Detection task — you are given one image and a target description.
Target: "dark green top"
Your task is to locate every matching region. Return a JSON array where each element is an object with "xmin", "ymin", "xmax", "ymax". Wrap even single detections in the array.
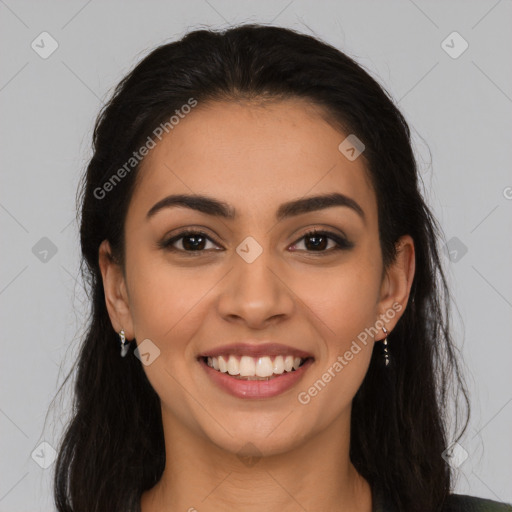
[
  {"xmin": 135, "ymin": 487, "xmax": 512, "ymax": 511},
  {"xmin": 372, "ymin": 485, "xmax": 512, "ymax": 511}
]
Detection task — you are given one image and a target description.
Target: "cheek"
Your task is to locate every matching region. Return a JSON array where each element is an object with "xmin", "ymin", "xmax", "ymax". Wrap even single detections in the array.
[
  {"xmin": 295, "ymin": 268, "xmax": 378, "ymax": 414},
  {"xmin": 294, "ymin": 259, "xmax": 381, "ymax": 338},
  {"xmin": 290, "ymin": 255, "xmax": 380, "ymax": 404},
  {"xmin": 125, "ymin": 251, "xmax": 206, "ymax": 343},
  {"xmin": 127, "ymin": 247, "xmax": 381, "ymax": 346}
]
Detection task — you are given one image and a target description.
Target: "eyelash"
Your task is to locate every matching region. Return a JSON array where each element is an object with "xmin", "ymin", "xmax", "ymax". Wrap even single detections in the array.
[{"xmin": 158, "ymin": 228, "xmax": 354, "ymax": 255}]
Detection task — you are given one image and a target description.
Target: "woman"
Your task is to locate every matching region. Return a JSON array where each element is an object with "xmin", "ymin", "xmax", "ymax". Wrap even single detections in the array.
[{"xmin": 51, "ymin": 24, "xmax": 511, "ymax": 511}]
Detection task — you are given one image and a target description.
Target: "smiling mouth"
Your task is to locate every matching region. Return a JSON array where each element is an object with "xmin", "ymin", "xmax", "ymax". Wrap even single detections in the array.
[{"xmin": 199, "ymin": 354, "xmax": 313, "ymax": 380}]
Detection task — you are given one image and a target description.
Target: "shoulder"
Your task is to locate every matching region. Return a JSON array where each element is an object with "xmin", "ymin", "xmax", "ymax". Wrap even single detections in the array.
[{"xmin": 443, "ymin": 494, "xmax": 512, "ymax": 512}]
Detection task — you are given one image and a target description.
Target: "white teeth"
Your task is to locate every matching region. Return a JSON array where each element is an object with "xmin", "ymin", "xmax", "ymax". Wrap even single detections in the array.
[
  {"xmin": 206, "ymin": 354, "xmax": 307, "ymax": 377},
  {"xmin": 255, "ymin": 356, "xmax": 274, "ymax": 377},
  {"xmin": 273, "ymin": 355, "xmax": 284, "ymax": 374},
  {"xmin": 227, "ymin": 355, "xmax": 239, "ymax": 375},
  {"xmin": 283, "ymin": 355, "xmax": 293, "ymax": 372},
  {"xmin": 218, "ymin": 355, "xmax": 228, "ymax": 373},
  {"xmin": 239, "ymin": 356, "xmax": 255, "ymax": 377}
]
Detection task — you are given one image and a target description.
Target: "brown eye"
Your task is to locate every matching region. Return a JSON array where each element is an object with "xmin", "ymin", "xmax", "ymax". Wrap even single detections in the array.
[
  {"xmin": 159, "ymin": 230, "xmax": 220, "ymax": 253},
  {"xmin": 158, "ymin": 228, "xmax": 353, "ymax": 256},
  {"xmin": 290, "ymin": 230, "xmax": 353, "ymax": 253}
]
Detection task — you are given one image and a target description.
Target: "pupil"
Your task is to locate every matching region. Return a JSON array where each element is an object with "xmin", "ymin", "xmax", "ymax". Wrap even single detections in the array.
[
  {"xmin": 183, "ymin": 234, "xmax": 205, "ymax": 250},
  {"xmin": 306, "ymin": 234, "xmax": 327, "ymax": 251}
]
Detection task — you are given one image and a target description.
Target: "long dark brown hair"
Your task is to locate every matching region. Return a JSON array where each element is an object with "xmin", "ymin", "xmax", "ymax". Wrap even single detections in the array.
[{"xmin": 50, "ymin": 23, "xmax": 470, "ymax": 512}]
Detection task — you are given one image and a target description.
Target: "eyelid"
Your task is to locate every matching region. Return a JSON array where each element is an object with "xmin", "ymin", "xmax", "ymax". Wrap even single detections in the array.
[
  {"xmin": 159, "ymin": 228, "xmax": 221, "ymax": 253},
  {"xmin": 159, "ymin": 226, "xmax": 354, "ymax": 253}
]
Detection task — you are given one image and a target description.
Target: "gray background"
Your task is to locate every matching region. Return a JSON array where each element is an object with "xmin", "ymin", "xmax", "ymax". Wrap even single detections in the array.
[{"xmin": 1, "ymin": 0, "xmax": 511, "ymax": 510}]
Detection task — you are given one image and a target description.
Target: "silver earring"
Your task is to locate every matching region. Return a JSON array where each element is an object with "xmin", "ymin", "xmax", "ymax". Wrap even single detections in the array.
[
  {"xmin": 119, "ymin": 329, "xmax": 129, "ymax": 357},
  {"xmin": 381, "ymin": 327, "xmax": 390, "ymax": 367}
]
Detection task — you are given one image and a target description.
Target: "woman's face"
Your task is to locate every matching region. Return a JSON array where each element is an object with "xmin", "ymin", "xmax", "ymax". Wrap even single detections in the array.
[{"xmin": 100, "ymin": 98, "xmax": 414, "ymax": 457}]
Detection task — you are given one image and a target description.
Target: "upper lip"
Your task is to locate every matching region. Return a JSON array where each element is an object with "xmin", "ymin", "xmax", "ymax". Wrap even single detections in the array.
[{"xmin": 198, "ymin": 342, "xmax": 314, "ymax": 360}]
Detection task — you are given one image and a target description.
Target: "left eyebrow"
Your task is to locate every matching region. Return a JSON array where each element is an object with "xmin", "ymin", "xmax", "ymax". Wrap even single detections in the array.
[{"xmin": 146, "ymin": 192, "xmax": 366, "ymax": 224}]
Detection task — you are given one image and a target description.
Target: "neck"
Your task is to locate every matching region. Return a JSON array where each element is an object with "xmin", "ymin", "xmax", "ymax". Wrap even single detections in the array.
[{"xmin": 141, "ymin": 406, "xmax": 372, "ymax": 512}]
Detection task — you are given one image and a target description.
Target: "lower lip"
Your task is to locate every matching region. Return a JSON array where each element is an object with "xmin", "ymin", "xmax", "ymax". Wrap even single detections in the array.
[{"xmin": 199, "ymin": 357, "xmax": 314, "ymax": 399}]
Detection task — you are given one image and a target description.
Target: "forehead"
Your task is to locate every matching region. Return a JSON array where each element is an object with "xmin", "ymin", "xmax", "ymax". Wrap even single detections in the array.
[{"xmin": 128, "ymin": 98, "xmax": 377, "ymax": 225}]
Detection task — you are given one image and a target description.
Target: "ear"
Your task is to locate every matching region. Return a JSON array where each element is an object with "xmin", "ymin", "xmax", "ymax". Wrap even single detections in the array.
[
  {"xmin": 98, "ymin": 239, "xmax": 135, "ymax": 340},
  {"xmin": 375, "ymin": 234, "xmax": 415, "ymax": 341}
]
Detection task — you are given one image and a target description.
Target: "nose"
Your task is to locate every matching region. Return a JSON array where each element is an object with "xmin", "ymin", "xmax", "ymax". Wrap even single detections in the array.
[{"xmin": 216, "ymin": 242, "xmax": 295, "ymax": 329}]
